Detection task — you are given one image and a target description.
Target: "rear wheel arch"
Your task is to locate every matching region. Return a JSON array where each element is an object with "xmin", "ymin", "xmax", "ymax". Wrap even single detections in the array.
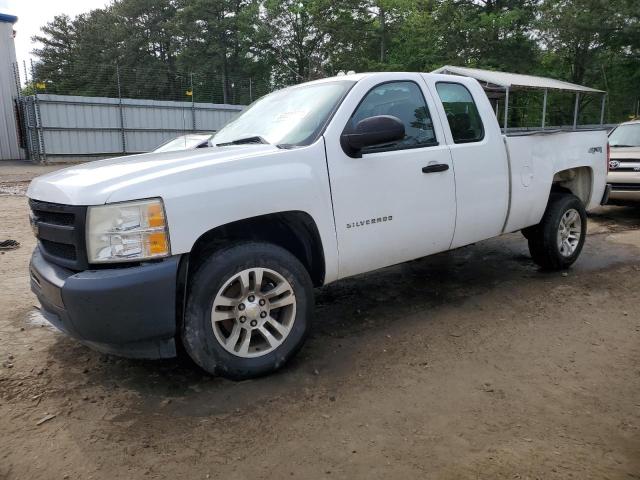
[
  {"xmin": 551, "ymin": 166, "xmax": 593, "ymax": 206},
  {"xmin": 522, "ymin": 170, "xmax": 591, "ymax": 243}
]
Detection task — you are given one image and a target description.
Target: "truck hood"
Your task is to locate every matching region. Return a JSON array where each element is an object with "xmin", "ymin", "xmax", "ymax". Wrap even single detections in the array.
[{"xmin": 27, "ymin": 145, "xmax": 279, "ymax": 205}]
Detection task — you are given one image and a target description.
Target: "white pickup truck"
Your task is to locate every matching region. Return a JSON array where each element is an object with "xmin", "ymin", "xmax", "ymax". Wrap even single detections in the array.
[{"xmin": 28, "ymin": 72, "xmax": 609, "ymax": 379}]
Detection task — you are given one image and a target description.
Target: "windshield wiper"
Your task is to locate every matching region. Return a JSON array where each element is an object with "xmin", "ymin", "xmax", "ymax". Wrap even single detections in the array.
[{"xmin": 216, "ymin": 136, "xmax": 270, "ymax": 147}]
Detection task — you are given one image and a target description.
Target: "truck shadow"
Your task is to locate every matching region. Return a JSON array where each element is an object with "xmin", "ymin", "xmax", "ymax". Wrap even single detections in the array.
[
  {"xmin": 588, "ymin": 205, "xmax": 640, "ymax": 233},
  {"xmin": 47, "ymin": 229, "xmax": 640, "ymax": 419}
]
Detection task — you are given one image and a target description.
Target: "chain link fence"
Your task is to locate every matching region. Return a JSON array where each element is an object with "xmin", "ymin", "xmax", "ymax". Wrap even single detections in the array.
[
  {"xmin": 13, "ymin": 61, "xmax": 276, "ymax": 163},
  {"xmin": 21, "ymin": 60, "xmax": 276, "ymax": 105}
]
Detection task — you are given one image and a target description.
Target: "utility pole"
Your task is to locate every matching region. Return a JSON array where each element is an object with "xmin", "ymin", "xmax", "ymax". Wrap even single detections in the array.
[{"xmin": 379, "ymin": 7, "xmax": 386, "ymax": 63}]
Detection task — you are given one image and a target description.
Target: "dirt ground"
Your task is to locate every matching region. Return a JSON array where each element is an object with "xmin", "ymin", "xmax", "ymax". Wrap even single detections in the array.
[{"xmin": 0, "ymin": 163, "xmax": 639, "ymax": 480}]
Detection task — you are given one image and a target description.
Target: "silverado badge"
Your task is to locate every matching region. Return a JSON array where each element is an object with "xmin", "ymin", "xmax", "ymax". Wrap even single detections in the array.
[{"xmin": 347, "ymin": 216, "xmax": 393, "ymax": 229}]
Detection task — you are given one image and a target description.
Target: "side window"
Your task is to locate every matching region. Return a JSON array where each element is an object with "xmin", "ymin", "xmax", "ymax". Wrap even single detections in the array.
[
  {"xmin": 435, "ymin": 82, "xmax": 484, "ymax": 143},
  {"xmin": 349, "ymin": 81, "xmax": 437, "ymax": 152}
]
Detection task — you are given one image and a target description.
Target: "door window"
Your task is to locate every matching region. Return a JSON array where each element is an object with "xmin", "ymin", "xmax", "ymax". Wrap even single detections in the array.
[
  {"xmin": 436, "ymin": 82, "xmax": 484, "ymax": 143},
  {"xmin": 348, "ymin": 81, "xmax": 437, "ymax": 153}
]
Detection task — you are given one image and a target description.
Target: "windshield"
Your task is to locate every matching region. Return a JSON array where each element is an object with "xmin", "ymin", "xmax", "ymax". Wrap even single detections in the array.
[
  {"xmin": 154, "ymin": 134, "xmax": 212, "ymax": 152},
  {"xmin": 609, "ymin": 123, "xmax": 640, "ymax": 147},
  {"xmin": 212, "ymin": 80, "xmax": 354, "ymax": 147}
]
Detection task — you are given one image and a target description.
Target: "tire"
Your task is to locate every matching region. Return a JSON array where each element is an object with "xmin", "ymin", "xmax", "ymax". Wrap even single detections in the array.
[
  {"xmin": 182, "ymin": 242, "xmax": 313, "ymax": 380},
  {"xmin": 527, "ymin": 193, "xmax": 587, "ymax": 270}
]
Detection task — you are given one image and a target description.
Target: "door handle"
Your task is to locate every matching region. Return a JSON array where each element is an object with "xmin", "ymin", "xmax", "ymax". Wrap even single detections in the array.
[{"xmin": 422, "ymin": 163, "xmax": 449, "ymax": 173}]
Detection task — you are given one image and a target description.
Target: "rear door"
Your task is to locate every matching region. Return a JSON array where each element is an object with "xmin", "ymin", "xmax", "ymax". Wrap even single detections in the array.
[
  {"xmin": 423, "ymin": 75, "xmax": 510, "ymax": 248},
  {"xmin": 323, "ymin": 73, "xmax": 457, "ymax": 279}
]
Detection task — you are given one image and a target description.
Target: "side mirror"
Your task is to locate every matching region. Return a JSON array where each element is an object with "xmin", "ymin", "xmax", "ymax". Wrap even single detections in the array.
[{"xmin": 340, "ymin": 115, "xmax": 405, "ymax": 157}]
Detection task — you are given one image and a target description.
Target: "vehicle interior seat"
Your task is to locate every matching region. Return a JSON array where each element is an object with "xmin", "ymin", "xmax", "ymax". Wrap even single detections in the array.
[{"xmin": 449, "ymin": 112, "xmax": 475, "ymax": 141}]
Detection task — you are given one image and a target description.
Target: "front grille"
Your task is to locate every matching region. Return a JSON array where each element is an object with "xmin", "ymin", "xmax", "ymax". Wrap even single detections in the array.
[
  {"xmin": 34, "ymin": 210, "xmax": 75, "ymax": 226},
  {"xmin": 611, "ymin": 159, "xmax": 640, "ymax": 172},
  {"xmin": 29, "ymin": 199, "xmax": 88, "ymax": 270},
  {"xmin": 40, "ymin": 239, "xmax": 77, "ymax": 260}
]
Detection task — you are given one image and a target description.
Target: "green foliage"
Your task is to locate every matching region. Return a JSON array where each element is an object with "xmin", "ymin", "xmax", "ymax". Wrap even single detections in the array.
[{"xmin": 29, "ymin": 0, "xmax": 639, "ymax": 122}]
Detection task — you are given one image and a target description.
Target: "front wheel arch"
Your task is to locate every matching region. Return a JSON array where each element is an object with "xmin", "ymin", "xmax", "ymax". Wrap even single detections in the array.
[{"xmin": 188, "ymin": 211, "xmax": 326, "ymax": 287}]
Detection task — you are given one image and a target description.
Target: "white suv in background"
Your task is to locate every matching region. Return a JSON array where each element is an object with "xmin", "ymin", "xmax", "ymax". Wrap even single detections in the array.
[
  {"xmin": 608, "ymin": 120, "xmax": 640, "ymax": 203},
  {"xmin": 153, "ymin": 133, "xmax": 215, "ymax": 152}
]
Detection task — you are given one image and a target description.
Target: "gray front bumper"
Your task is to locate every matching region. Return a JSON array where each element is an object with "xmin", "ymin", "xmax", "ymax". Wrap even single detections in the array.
[{"xmin": 30, "ymin": 247, "xmax": 180, "ymax": 359}]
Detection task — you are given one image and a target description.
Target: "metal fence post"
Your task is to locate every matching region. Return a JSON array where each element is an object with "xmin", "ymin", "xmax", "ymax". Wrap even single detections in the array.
[
  {"xmin": 600, "ymin": 94, "xmax": 606, "ymax": 125},
  {"xmin": 222, "ymin": 74, "xmax": 228, "ymax": 104},
  {"xmin": 30, "ymin": 59, "xmax": 47, "ymax": 163},
  {"xmin": 25, "ymin": 98, "xmax": 38, "ymax": 162},
  {"xmin": 116, "ymin": 64, "xmax": 126, "ymax": 154},
  {"xmin": 12, "ymin": 62, "xmax": 26, "ymax": 159},
  {"xmin": 573, "ymin": 92, "xmax": 580, "ymax": 130},
  {"xmin": 22, "ymin": 60, "xmax": 28, "ymax": 91},
  {"xmin": 541, "ymin": 88, "xmax": 547, "ymax": 129},
  {"xmin": 503, "ymin": 87, "xmax": 509, "ymax": 134},
  {"xmin": 12, "ymin": 62, "xmax": 20, "ymax": 100},
  {"xmin": 21, "ymin": 60, "xmax": 35, "ymax": 162},
  {"xmin": 191, "ymin": 72, "xmax": 196, "ymax": 131}
]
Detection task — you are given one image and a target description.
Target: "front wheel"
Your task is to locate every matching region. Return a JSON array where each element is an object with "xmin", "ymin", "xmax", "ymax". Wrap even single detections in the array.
[
  {"xmin": 527, "ymin": 193, "xmax": 587, "ymax": 270},
  {"xmin": 182, "ymin": 242, "xmax": 313, "ymax": 379}
]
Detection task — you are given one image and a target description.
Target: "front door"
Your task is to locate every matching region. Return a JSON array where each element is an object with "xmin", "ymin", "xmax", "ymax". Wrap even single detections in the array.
[{"xmin": 323, "ymin": 75, "xmax": 457, "ymax": 279}]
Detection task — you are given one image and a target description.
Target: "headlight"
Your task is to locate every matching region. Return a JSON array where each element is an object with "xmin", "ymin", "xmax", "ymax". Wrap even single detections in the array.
[{"xmin": 86, "ymin": 198, "xmax": 170, "ymax": 263}]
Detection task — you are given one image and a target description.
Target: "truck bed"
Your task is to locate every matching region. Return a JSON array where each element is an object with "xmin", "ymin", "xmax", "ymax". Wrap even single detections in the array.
[{"xmin": 502, "ymin": 129, "xmax": 609, "ymax": 234}]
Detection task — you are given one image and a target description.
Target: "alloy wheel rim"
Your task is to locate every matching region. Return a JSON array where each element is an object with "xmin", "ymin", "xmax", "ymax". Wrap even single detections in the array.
[
  {"xmin": 557, "ymin": 208, "xmax": 582, "ymax": 257},
  {"xmin": 211, "ymin": 267, "xmax": 296, "ymax": 358}
]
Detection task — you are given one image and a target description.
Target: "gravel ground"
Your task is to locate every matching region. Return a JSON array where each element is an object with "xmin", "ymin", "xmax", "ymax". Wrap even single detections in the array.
[{"xmin": 0, "ymin": 163, "xmax": 639, "ymax": 479}]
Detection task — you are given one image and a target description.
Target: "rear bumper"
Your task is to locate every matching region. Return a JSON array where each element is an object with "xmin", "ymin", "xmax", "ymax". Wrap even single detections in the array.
[{"xmin": 30, "ymin": 247, "xmax": 180, "ymax": 358}]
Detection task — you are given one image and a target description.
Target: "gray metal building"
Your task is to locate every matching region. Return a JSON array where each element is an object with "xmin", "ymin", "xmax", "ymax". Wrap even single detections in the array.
[{"xmin": 0, "ymin": 13, "xmax": 23, "ymax": 160}]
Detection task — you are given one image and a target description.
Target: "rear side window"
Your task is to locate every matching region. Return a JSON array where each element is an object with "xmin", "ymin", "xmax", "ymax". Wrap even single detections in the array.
[{"xmin": 436, "ymin": 83, "xmax": 484, "ymax": 144}]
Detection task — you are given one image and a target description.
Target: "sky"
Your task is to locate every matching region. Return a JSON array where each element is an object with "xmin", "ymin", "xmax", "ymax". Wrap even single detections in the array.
[{"xmin": 0, "ymin": 0, "xmax": 108, "ymax": 71}]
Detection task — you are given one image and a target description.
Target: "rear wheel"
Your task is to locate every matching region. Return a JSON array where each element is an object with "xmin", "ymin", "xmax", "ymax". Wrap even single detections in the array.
[
  {"xmin": 182, "ymin": 242, "xmax": 313, "ymax": 379},
  {"xmin": 527, "ymin": 193, "xmax": 587, "ymax": 270}
]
